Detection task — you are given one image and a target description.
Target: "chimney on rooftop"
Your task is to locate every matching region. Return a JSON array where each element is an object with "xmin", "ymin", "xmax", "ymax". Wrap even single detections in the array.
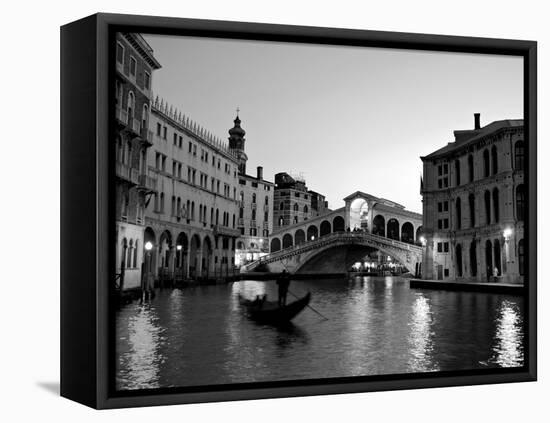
[
  {"xmin": 257, "ymin": 166, "xmax": 263, "ymax": 180},
  {"xmin": 474, "ymin": 113, "xmax": 481, "ymax": 130}
]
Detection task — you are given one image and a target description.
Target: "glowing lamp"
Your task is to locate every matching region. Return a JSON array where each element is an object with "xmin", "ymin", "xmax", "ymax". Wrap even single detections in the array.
[{"xmin": 145, "ymin": 241, "xmax": 153, "ymax": 251}]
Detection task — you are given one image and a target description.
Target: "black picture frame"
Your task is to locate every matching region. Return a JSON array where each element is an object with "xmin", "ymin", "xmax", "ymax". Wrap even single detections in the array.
[{"xmin": 61, "ymin": 12, "xmax": 537, "ymax": 409}]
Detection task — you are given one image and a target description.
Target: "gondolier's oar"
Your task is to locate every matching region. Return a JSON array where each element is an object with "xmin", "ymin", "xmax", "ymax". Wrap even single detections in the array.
[{"xmin": 288, "ymin": 289, "xmax": 329, "ymax": 321}]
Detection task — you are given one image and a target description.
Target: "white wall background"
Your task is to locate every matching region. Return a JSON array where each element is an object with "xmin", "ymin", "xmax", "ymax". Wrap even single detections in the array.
[{"xmin": 1, "ymin": 0, "xmax": 546, "ymax": 421}]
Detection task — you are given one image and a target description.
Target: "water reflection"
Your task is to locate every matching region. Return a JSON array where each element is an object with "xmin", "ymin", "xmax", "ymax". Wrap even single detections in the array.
[
  {"xmin": 489, "ymin": 300, "xmax": 524, "ymax": 367},
  {"xmin": 116, "ymin": 304, "xmax": 165, "ymax": 390},
  {"xmin": 116, "ymin": 277, "xmax": 524, "ymax": 390},
  {"xmin": 407, "ymin": 294, "xmax": 438, "ymax": 372}
]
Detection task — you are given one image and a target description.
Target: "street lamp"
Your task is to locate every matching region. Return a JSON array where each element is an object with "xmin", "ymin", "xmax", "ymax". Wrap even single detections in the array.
[
  {"xmin": 420, "ymin": 236, "xmax": 427, "ymax": 247},
  {"xmin": 503, "ymin": 228, "xmax": 513, "ymax": 240},
  {"xmin": 143, "ymin": 241, "xmax": 154, "ymax": 301},
  {"xmin": 176, "ymin": 244, "xmax": 182, "ymax": 251}
]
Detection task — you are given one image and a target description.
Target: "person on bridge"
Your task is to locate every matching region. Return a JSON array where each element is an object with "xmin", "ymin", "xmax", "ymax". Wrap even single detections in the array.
[{"xmin": 276, "ymin": 269, "xmax": 291, "ymax": 307}]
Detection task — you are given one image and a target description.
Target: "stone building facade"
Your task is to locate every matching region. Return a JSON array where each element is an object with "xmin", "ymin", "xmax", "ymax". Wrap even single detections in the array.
[
  {"xmin": 272, "ymin": 173, "xmax": 330, "ymax": 231},
  {"xmin": 144, "ymin": 101, "xmax": 242, "ymax": 282},
  {"xmin": 420, "ymin": 114, "xmax": 525, "ymax": 283},
  {"xmin": 114, "ymin": 33, "xmax": 161, "ymax": 290},
  {"xmin": 225, "ymin": 116, "xmax": 276, "ymax": 266}
]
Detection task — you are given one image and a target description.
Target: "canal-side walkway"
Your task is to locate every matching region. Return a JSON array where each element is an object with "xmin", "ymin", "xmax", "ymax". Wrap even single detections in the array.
[{"xmin": 409, "ymin": 279, "xmax": 525, "ymax": 295}]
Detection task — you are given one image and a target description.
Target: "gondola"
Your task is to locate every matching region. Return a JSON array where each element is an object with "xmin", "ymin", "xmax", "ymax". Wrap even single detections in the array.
[{"xmin": 238, "ymin": 292, "xmax": 311, "ymax": 324}]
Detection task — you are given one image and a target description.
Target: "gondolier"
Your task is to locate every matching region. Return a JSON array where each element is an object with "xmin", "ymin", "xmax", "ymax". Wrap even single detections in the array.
[{"xmin": 276, "ymin": 269, "xmax": 291, "ymax": 306}]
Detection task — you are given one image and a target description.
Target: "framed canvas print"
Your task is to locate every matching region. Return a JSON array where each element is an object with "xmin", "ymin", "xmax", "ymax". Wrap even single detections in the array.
[{"xmin": 60, "ymin": 13, "xmax": 537, "ymax": 409}]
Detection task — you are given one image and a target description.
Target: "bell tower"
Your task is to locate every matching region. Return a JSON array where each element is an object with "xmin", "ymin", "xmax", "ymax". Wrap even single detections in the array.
[{"xmin": 228, "ymin": 110, "xmax": 248, "ymax": 175}]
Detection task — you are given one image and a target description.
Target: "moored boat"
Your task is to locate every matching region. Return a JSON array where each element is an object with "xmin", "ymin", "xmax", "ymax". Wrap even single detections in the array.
[{"xmin": 238, "ymin": 292, "xmax": 311, "ymax": 324}]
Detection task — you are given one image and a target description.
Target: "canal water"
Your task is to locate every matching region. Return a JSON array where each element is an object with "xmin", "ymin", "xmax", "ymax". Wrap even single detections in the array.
[{"xmin": 115, "ymin": 277, "xmax": 524, "ymax": 391}]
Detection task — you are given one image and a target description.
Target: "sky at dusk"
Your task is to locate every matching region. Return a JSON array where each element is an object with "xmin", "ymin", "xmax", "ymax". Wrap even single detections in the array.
[{"xmin": 143, "ymin": 34, "xmax": 523, "ymax": 213}]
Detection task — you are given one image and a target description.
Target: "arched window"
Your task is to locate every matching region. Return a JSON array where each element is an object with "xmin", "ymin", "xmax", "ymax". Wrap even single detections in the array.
[
  {"xmin": 455, "ymin": 197, "xmax": 462, "ymax": 229},
  {"xmin": 303, "ymin": 205, "xmax": 309, "ymax": 214},
  {"xmin": 122, "ymin": 192, "xmax": 129, "ymax": 217},
  {"xmin": 127, "ymin": 239, "xmax": 133, "ymax": 269},
  {"xmin": 491, "ymin": 145, "xmax": 498, "ymax": 175},
  {"xmin": 251, "ymin": 209, "xmax": 256, "ymax": 221},
  {"xmin": 125, "ymin": 140, "xmax": 132, "ymax": 166},
  {"xmin": 514, "ymin": 140, "xmax": 525, "ymax": 170},
  {"xmin": 265, "ymin": 196, "xmax": 269, "ymax": 205},
  {"xmin": 518, "ymin": 239, "xmax": 525, "ymax": 276},
  {"xmin": 115, "ymin": 80, "xmax": 123, "ymax": 106},
  {"xmin": 293, "ymin": 203, "xmax": 299, "ymax": 212},
  {"xmin": 485, "ymin": 240, "xmax": 493, "ymax": 277},
  {"xmin": 133, "ymin": 240, "xmax": 139, "ymax": 268},
  {"xmin": 239, "ymin": 191, "xmax": 244, "ymax": 202},
  {"xmin": 484, "ymin": 190, "xmax": 491, "ymax": 225},
  {"xmin": 279, "ymin": 202, "xmax": 284, "ymax": 211},
  {"xmin": 468, "ymin": 154, "xmax": 474, "ymax": 182},
  {"xmin": 493, "ymin": 239, "xmax": 501, "ymax": 275},
  {"xmin": 468, "ymin": 193, "xmax": 475, "ymax": 228},
  {"xmin": 455, "ymin": 244, "xmax": 463, "ymax": 277},
  {"xmin": 483, "ymin": 149, "xmax": 490, "ymax": 177},
  {"xmin": 516, "ymin": 184, "xmax": 525, "ymax": 221},
  {"xmin": 142, "ymin": 104, "xmax": 148, "ymax": 131},
  {"xmin": 373, "ymin": 215, "xmax": 385, "ymax": 236},
  {"xmin": 282, "ymin": 234, "xmax": 293, "ymax": 249},
  {"xmin": 455, "ymin": 159, "xmax": 461, "ymax": 186},
  {"xmin": 239, "ymin": 207, "xmax": 243, "ymax": 219},
  {"xmin": 127, "ymin": 91, "xmax": 135, "ymax": 119},
  {"xmin": 252, "ymin": 193, "xmax": 256, "ymax": 204},
  {"xmin": 120, "ymin": 238, "xmax": 128, "ymax": 268},
  {"xmin": 387, "ymin": 218, "xmax": 399, "ymax": 240},
  {"xmin": 470, "ymin": 240, "xmax": 477, "ymax": 277},
  {"xmin": 215, "ymin": 208, "xmax": 219, "ymax": 224},
  {"xmin": 492, "ymin": 188, "xmax": 500, "ymax": 223},
  {"xmin": 271, "ymin": 238, "xmax": 281, "ymax": 252},
  {"xmin": 116, "ymin": 136, "xmax": 123, "ymax": 163}
]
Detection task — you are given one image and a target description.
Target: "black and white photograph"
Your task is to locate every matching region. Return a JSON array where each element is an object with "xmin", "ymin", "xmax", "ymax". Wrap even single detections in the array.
[{"xmin": 113, "ymin": 31, "xmax": 528, "ymax": 392}]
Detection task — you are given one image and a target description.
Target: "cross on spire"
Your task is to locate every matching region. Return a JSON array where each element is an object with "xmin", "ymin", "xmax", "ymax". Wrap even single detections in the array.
[{"xmin": 236, "ymin": 107, "xmax": 240, "ymax": 116}]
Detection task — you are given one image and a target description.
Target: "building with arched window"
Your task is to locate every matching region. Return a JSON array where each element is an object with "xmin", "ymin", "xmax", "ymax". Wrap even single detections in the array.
[
  {"xmin": 115, "ymin": 33, "xmax": 161, "ymax": 291},
  {"xmin": 234, "ymin": 162, "xmax": 275, "ymax": 267},
  {"xmin": 420, "ymin": 114, "xmax": 524, "ymax": 283},
  {"xmin": 272, "ymin": 172, "xmax": 330, "ymax": 231}
]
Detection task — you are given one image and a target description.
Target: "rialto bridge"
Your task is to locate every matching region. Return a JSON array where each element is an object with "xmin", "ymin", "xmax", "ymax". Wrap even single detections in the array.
[{"xmin": 243, "ymin": 191, "xmax": 424, "ymax": 274}]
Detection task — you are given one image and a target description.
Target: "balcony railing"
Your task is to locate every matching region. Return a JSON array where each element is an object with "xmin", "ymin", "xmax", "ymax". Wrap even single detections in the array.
[
  {"xmin": 251, "ymin": 203, "xmax": 257, "ymax": 209},
  {"xmin": 213, "ymin": 225, "xmax": 241, "ymax": 238},
  {"xmin": 116, "ymin": 162, "xmax": 139, "ymax": 185},
  {"xmin": 237, "ymin": 218, "xmax": 244, "ymax": 226},
  {"xmin": 138, "ymin": 174, "xmax": 157, "ymax": 191},
  {"xmin": 250, "ymin": 220, "xmax": 257, "ymax": 227},
  {"xmin": 116, "ymin": 107, "xmax": 128, "ymax": 126},
  {"xmin": 263, "ymin": 222, "xmax": 270, "ymax": 230}
]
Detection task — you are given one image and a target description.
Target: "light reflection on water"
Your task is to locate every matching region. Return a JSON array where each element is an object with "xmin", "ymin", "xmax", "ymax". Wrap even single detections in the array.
[{"xmin": 115, "ymin": 277, "xmax": 524, "ymax": 390}]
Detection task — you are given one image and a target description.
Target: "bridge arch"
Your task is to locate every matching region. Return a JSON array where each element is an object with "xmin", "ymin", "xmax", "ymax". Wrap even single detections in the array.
[
  {"xmin": 372, "ymin": 215, "xmax": 385, "ymax": 236},
  {"xmin": 295, "ymin": 229, "xmax": 306, "ymax": 245},
  {"xmin": 291, "ymin": 236, "xmax": 421, "ymax": 274},
  {"xmin": 307, "ymin": 225, "xmax": 318, "ymax": 241},
  {"xmin": 401, "ymin": 221, "xmax": 414, "ymax": 244},
  {"xmin": 282, "ymin": 233, "xmax": 293, "ymax": 249},
  {"xmin": 320, "ymin": 220, "xmax": 331, "ymax": 236},
  {"xmin": 387, "ymin": 218, "xmax": 399, "ymax": 240},
  {"xmin": 333, "ymin": 215, "xmax": 345, "ymax": 232},
  {"xmin": 270, "ymin": 237, "xmax": 281, "ymax": 252}
]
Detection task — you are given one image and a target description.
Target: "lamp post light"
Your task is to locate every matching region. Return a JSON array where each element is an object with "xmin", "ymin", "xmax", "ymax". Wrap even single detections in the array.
[
  {"xmin": 503, "ymin": 228, "xmax": 513, "ymax": 273},
  {"xmin": 143, "ymin": 241, "xmax": 153, "ymax": 300},
  {"xmin": 420, "ymin": 236, "xmax": 427, "ymax": 247}
]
